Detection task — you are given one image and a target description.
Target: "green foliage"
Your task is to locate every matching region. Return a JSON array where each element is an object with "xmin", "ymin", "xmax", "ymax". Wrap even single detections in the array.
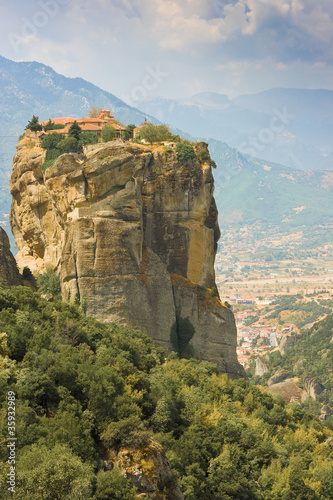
[
  {"xmin": 68, "ymin": 120, "xmax": 82, "ymax": 140},
  {"xmin": 80, "ymin": 131, "xmax": 99, "ymax": 146},
  {"xmin": 101, "ymin": 416, "xmax": 150, "ymax": 450},
  {"xmin": 16, "ymin": 443, "xmax": 94, "ymax": 499},
  {"xmin": 101, "ymin": 125, "xmax": 116, "ymax": 142},
  {"xmin": 94, "ymin": 468, "xmax": 137, "ymax": 499},
  {"xmin": 41, "ymin": 149, "xmax": 62, "ymax": 171},
  {"xmin": 41, "ymin": 130, "xmax": 84, "ymax": 170},
  {"xmin": 43, "ymin": 119, "xmax": 65, "ymax": 131},
  {"xmin": 26, "ymin": 115, "xmax": 42, "ymax": 132},
  {"xmin": 137, "ymin": 123, "xmax": 176, "ymax": 143},
  {"xmin": 0, "ymin": 285, "xmax": 332, "ymax": 499},
  {"xmin": 251, "ymin": 314, "xmax": 333, "ymax": 413},
  {"xmin": 37, "ymin": 269, "xmax": 61, "ymax": 299},
  {"xmin": 123, "ymin": 124, "xmax": 136, "ymax": 141},
  {"xmin": 176, "ymin": 142, "xmax": 196, "ymax": 164},
  {"xmin": 40, "ymin": 132, "xmax": 63, "ymax": 150},
  {"xmin": 57, "ymin": 136, "xmax": 80, "ymax": 153}
]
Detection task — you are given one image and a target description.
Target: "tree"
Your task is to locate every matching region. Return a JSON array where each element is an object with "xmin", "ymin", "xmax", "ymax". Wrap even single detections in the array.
[
  {"xmin": 42, "ymin": 119, "xmax": 65, "ymax": 131},
  {"xmin": 80, "ymin": 131, "xmax": 99, "ymax": 146},
  {"xmin": 43, "ymin": 119, "xmax": 55, "ymax": 131},
  {"xmin": 123, "ymin": 124, "xmax": 136, "ymax": 141},
  {"xmin": 137, "ymin": 123, "xmax": 175, "ymax": 144},
  {"xmin": 37, "ymin": 269, "xmax": 61, "ymax": 299},
  {"xmin": 101, "ymin": 125, "xmax": 116, "ymax": 142},
  {"xmin": 26, "ymin": 115, "xmax": 42, "ymax": 132},
  {"xmin": 176, "ymin": 142, "xmax": 196, "ymax": 164},
  {"xmin": 16, "ymin": 443, "xmax": 94, "ymax": 499},
  {"xmin": 68, "ymin": 120, "xmax": 82, "ymax": 140},
  {"xmin": 94, "ymin": 469, "xmax": 137, "ymax": 500},
  {"xmin": 88, "ymin": 105, "xmax": 102, "ymax": 118},
  {"xmin": 57, "ymin": 136, "xmax": 80, "ymax": 153},
  {"xmin": 41, "ymin": 132, "xmax": 63, "ymax": 150}
]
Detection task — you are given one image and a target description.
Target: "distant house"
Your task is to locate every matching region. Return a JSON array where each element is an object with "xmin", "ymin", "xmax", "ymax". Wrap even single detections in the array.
[
  {"xmin": 29, "ymin": 109, "xmax": 125, "ymax": 139},
  {"xmin": 282, "ymin": 323, "xmax": 294, "ymax": 332},
  {"xmin": 236, "ymin": 298, "xmax": 256, "ymax": 305},
  {"xmin": 133, "ymin": 119, "xmax": 149, "ymax": 138}
]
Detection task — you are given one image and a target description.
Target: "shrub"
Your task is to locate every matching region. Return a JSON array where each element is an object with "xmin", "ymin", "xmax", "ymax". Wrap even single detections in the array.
[
  {"xmin": 101, "ymin": 125, "xmax": 116, "ymax": 142},
  {"xmin": 80, "ymin": 131, "xmax": 99, "ymax": 146},
  {"xmin": 37, "ymin": 269, "xmax": 61, "ymax": 299},
  {"xmin": 137, "ymin": 123, "xmax": 176, "ymax": 144},
  {"xmin": 57, "ymin": 136, "xmax": 80, "ymax": 153},
  {"xmin": 43, "ymin": 119, "xmax": 65, "ymax": 131},
  {"xmin": 94, "ymin": 469, "xmax": 137, "ymax": 500},
  {"xmin": 22, "ymin": 267, "xmax": 33, "ymax": 279},
  {"xmin": 41, "ymin": 132, "xmax": 63, "ymax": 150},
  {"xmin": 41, "ymin": 149, "xmax": 63, "ymax": 171},
  {"xmin": 176, "ymin": 142, "xmax": 196, "ymax": 164}
]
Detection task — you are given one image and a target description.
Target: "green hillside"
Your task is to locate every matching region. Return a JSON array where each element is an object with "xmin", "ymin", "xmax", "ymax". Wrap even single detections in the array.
[
  {"xmin": 250, "ymin": 313, "xmax": 333, "ymax": 411},
  {"xmin": 209, "ymin": 140, "xmax": 333, "ymax": 230},
  {"xmin": 0, "ymin": 285, "xmax": 333, "ymax": 499}
]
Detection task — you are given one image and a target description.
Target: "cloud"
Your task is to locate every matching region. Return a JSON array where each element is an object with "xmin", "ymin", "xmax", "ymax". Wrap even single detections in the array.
[{"xmin": 0, "ymin": 0, "xmax": 332, "ymax": 100}]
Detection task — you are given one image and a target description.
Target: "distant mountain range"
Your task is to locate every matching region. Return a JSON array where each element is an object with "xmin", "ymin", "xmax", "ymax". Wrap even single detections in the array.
[
  {"xmin": 0, "ymin": 55, "xmax": 332, "ymax": 252},
  {"xmin": 0, "ymin": 55, "xmax": 158, "ymax": 241},
  {"xmin": 138, "ymin": 89, "xmax": 333, "ymax": 172},
  {"xmin": 209, "ymin": 141, "xmax": 333, "ymax": 230}
]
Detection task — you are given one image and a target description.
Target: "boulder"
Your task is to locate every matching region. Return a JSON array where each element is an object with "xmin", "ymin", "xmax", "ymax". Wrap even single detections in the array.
[{"xmin": 267, "ymin": 369, "xmax": 288, "ymax": 387}]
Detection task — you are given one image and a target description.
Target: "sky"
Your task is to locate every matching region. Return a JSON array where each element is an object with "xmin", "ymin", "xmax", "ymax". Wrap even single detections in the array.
[{"xmin": 0, "ymin": 0, "xmax": 332, "ymax": 103}]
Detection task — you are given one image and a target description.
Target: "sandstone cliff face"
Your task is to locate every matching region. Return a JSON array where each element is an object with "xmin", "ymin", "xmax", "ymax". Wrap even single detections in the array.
[
  {"xmin": 255, "ymin": 355, "xmax": 270, "ymax": 376},
  {"xmin": 10, "ymin": 138, "xmax": 245, "ymax": 378},
  {"xmin": 0, "ymin": 227, "xmax": 21, "ymax": 287}
]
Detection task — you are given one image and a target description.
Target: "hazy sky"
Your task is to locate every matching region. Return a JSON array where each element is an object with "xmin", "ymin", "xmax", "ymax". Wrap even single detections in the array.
[{"xmin": 1, "ymin": 0, "xmax": 332, "ymax": 102}]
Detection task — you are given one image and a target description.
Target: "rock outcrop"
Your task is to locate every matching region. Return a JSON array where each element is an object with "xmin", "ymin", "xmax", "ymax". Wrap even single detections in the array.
[
  {"xmin": 10, "ymin": 138, "xmax": 245, "ymax": 378},
  {"xmin": 267, "ymin": 369, "xmax": 288, "ymax": 387},
  {"xmin": 104, "ymin": 440, "xmax": 184, "ymax": 499},
  {"xmin": 0, "ymin": 226, "xmax": 21, "ymax": 287},
  {"xmin": 255, "ymin": 355, "xmax": 270, "ymax": 376},
  {"xmin": 267, "ymin": 378, "xmax": 303, "ymax": 403},
  {"xmin": 303, "ymin": 376, "xmax": 323, "ymax": 400},
  {"xmin": 279, "ymin": 334, "xmax": 301, "ymax": 355},
  {"xmin": 319, "ymin": 405, "xmax": 332, "ymax": 422}
]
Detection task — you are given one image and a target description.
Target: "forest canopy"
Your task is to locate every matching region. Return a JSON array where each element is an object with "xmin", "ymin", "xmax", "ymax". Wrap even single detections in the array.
[{"xmin": 0, "ymin": 285, "xmax": 332, "ymax": 499}]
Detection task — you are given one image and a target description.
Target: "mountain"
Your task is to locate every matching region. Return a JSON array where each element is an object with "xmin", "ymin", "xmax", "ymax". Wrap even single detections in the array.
[
  {"xmin": 138, "ymin": 89, "xmax": 333, "ymax": 171},
  {"xmin": 1, "ymin": 56, "xmax": 332, "ymax": 255},
  {"xmin": 209, "ymin": 141, "xmax": 333, "ymax": 230},
  {"xmin": 0, "ymin": 55, "xmax": 158, "ymax": 239}
]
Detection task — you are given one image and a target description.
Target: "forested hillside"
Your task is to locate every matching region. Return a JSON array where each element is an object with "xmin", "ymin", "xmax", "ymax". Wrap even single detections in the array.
[
  {"xmin": 0, "ymin": 285, "xmax": 332, "ymax": 499},
  {"xmin": 250, "ymin": 314, "xmax": 333, "ymax": 412}
]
